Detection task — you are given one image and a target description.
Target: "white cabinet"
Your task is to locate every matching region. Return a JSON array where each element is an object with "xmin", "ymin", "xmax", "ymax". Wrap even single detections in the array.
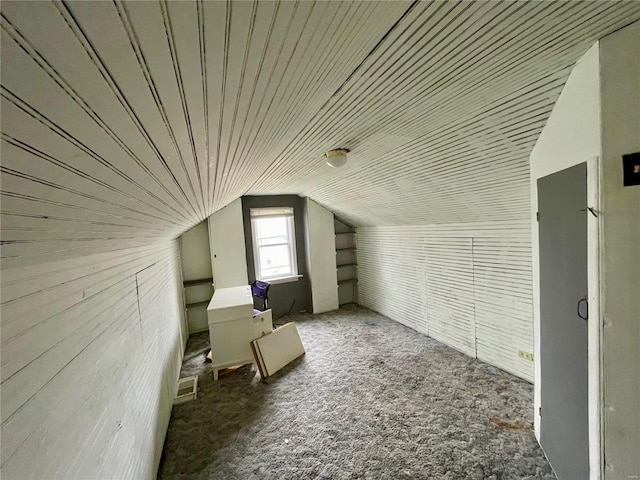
[{"xmin": 206, "ymin": 285, "xmax": 272, "ymax": 380}]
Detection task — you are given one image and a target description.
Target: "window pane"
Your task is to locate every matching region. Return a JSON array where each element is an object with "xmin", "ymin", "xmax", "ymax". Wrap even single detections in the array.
[
  {"xmin": 258, "ymin": 244, "xmax": 292, "ymax": 278},
  {"xmin": 251, "ymin": 210, "xmax": 297, "ymax": 280},
  {"xmin": 259, "ymin": 235, "xmax": 288, "ymax": 247},
  {"xmin": 256, "ymin": 217, "xmax": 288, "ymax": 247}
]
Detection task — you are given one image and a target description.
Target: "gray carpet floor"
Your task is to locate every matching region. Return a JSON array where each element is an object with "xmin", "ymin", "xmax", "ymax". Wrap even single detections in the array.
[{"xmin": 157, "ymin": 305, "xmax": 555, "ymax": 480}]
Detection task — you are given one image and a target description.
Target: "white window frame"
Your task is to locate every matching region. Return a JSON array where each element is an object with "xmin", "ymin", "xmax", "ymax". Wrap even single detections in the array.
[{"xmin": 250, "ymin": 207, "xmax": 300, "ymax": 284}]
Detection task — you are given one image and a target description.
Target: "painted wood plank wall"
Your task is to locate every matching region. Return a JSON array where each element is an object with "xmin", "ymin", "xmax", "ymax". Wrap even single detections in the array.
[
  {"xmin": 0, "ymin": 241, "xmax": 185, "ymax": 479},
  {"xmin": 357, "ymin": 221, "xmax": 534, "ymax": 381}
]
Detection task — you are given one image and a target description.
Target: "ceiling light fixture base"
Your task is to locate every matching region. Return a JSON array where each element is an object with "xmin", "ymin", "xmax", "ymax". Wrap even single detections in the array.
[{"xmin": 325, "ymin": 149, "xmax": 349, "ymax": 168}]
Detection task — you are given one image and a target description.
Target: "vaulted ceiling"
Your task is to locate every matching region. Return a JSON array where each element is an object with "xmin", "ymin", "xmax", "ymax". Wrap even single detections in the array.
[{"xmin": 1, "ymin": 1, "xmax": 639, "ymax": 266}]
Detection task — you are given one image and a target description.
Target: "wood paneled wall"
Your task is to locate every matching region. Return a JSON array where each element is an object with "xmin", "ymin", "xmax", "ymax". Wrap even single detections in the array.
[
  {"xmin": 358, "ymin": 221, "xmax": 534, "ymax": 381},
  {"xmin": 1, "ymin": 3, "xmax": 639, "ymax": 477},
  {"xmin": 2, "ymin": 1, "xmax": 638, "ymax": 265},
  {"xmin": 0, "ymin": 242, "xmax": 185, "ymax": 479}
]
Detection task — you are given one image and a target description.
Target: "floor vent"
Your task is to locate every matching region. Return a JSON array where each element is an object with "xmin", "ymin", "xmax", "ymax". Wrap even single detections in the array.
[{"xmin": 173, "ymin": 375, "xmax": 198, "ymax": 405}]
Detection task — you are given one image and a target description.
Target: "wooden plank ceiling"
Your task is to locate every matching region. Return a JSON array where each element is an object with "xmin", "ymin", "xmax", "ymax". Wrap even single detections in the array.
[{"xmin": 1, "ymin": 1, "xmax": 639, "ymax": 266}]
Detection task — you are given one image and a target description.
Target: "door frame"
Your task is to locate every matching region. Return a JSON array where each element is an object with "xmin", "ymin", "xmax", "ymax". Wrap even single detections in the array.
[{"xmin": 586, "ymin": 156, "xmax": 602, "ymax": 479}]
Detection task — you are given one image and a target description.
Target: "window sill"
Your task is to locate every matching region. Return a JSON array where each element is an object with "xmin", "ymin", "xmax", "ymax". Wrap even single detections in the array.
[{"xmin": 260, "ymin": 274, "xmax": 303, "ymax": 285}]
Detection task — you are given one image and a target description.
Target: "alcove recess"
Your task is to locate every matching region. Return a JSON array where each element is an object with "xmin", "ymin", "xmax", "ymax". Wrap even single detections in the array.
[{"xmin": 334, "ymin": 217, "xmax": 358, "ymax": 305}]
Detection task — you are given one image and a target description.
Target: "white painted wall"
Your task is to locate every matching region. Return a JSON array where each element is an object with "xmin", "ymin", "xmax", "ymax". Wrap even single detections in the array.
[
  {"xmin": 0, "ymin": 241, "xmax": 185, "ymax": 479},
  {"xmin": 180, "ymin": 221, "xmax": 213, "ymax": 282},
  {"xmin": 528, "ymin": 43, "xmax": 602, "ymax": 472},
  {"xmin": 305, "ymin": 198, "xmax": 339, "ymax": 314},
  {"xmin": 530, "ymin": 27, "xmax": 640, "ymax": 478},
  {"xmin": 179, "ymin": 221, "xmax": 214, "ymax": 333},
  {"xmin": 207, "ymin": 198, "xmax": 248, "ymax": 289},
  {"xmin": 599, "ymin": 22, "xmax": 640, "ymax": 480},
  {"xmin": 357, "ymin": 220, "xmax": 535, "ymax": 381}
]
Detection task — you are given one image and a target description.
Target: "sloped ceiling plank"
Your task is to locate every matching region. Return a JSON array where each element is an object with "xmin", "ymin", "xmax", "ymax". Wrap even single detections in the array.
[
  {"xmin": 1, "ymin": 1, "xmax": 639, "ymax": 267},
  {"xmin": 59, "ymin": 1, "xmax": 207, "ymax": 218},
  {"xmin": 0, "ymin": 3, "xmax": 201, "ymax": 224},
  {"xmin": 248, "ymin": 2, "xmax": 640, "ymax": 225},
  {"xmin": 299, "ymin": 85, "xmax": 560, "ymax": 225},
  {"xmin": 211, "ymin": 1, "xmax": 412, "ymax": 210}
]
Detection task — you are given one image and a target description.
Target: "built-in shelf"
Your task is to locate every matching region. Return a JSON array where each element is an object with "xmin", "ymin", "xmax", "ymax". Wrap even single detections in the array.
[
  {"xmin": 183, "ymin": 277, "xmax": 214, "ymax": 287},
  {"xmin": 185, "ymin": 300, "xmax": 209, "ymax": 309},
  {"xmin": 334, "ymin": 217, "xmax": 357, "ymax": 306}
]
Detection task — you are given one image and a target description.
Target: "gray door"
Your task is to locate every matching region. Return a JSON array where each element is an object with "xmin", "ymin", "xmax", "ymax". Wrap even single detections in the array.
[{"xmin": 538, "ymin": 162, "xmax": 589, "ymax": 479}]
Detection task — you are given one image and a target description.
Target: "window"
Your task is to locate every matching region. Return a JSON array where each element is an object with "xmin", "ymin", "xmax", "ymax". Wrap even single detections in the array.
[{"xmin": 250, "ymin": 207, "xmax": 298, "ymax": 282}]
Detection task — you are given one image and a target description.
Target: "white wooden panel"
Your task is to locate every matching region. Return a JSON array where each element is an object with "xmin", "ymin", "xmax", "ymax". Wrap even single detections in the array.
[
  {"xmin": 1, "ymin": 4, "xmax": 639, "ymax": 477},
  {"xmin": 2, "ymin": 1, "xmax": 635, "ymax": 266},
  {"xmin": 305, "ymin": 198, "xmax": 338, "ymax": 314},
  {"xmin": 424, "ymin": 239, "xmax": 476, "ymax": 357},
  {"xmin": 358, "ymin": 222, "xmax": 534, "ymax": 381},
  {"xmin": 207, "ymin": 286, "xmax": 271, "ymax": 378},
  {"xmin": 473, "ymin": 237, "xmax": 534, "ymax": 380},
  {"xmin": 0, "ymin": 242, "xmax": 184, "ymax": 479},
  {"xmin": 207, "ymin": 198, "xmax": 248, "ymax": 288},
  {"xmin": 252, "ymin": 322, "xmax": 305, "ymax": 378},
  {"xmin": 357, "ymin": 227, "xmax": 428, "ymax": 334},
  {"xmin": 250, "ymin": 3, "xmax": 640, "ymax": 228},
  {"xmin": 1, "ymin": 0, "xmax": 637, "ymax": 267}
]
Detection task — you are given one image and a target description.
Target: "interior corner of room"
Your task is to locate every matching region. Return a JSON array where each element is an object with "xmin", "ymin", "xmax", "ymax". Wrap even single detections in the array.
[{"xmin": 0, "ymin": 4, "xmax": 638, "ymax": 480}]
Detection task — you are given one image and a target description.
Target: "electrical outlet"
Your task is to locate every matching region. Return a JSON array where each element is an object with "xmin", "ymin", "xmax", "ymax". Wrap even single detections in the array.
[{"xmin": 518, "ymin": 350, "xmax": 534, "ymax": 361}]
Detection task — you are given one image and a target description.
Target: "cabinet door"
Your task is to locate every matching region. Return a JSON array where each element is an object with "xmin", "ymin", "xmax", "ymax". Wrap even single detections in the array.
[{"xmin": 208, "ymin": 198, "xmax": 248, "ymax": 288}]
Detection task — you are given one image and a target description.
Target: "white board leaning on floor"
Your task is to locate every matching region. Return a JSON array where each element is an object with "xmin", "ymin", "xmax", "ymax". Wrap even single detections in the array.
[{"xmin": 251, "ymin": 323, "xmax": 305, "ymax": 379}]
